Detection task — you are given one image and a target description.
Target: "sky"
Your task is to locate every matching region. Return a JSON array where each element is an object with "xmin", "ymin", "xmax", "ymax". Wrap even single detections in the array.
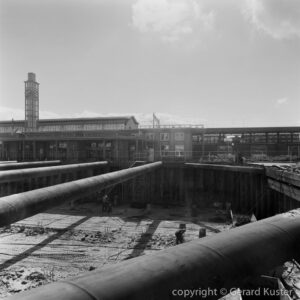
[{"xmin": 0, "ymin": 0, "xmax": 299, "ymax": 127}]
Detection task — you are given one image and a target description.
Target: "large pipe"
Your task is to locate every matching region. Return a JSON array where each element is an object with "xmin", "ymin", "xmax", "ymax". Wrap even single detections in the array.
[
  {"xmin": 0, "ymin": 160, "xmax": 61, "ymax": 171},
  {"xmin": 0, "ymin": 161, "xmax": 162, "ymax": 227},
  {"xmin": 0, "ymin": 161, "xmax": 108, "ymax": 183},
  {"xmin": 0, "ymin": 161, "xmax": 17, "ymax": 164},
  {"xmin": 7, "ymin": 209, "xmax": 300, "ymax": 300}
]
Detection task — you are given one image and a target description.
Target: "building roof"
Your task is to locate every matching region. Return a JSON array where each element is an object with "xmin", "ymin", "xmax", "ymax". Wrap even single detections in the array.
[
  {"xmin": 0, "ymin": 120, "xmax": 25, "ymax": 125},
  {"xmin": 0, "ymin": 116, "xmax": 139, "ymax": 125},
  {"xmin": 39, "ymin": 116, "xmax": 139, "ymax": 124},
  {"xmin": 204, "ymin": 126, "xmax": 300, "ymax": 134}
]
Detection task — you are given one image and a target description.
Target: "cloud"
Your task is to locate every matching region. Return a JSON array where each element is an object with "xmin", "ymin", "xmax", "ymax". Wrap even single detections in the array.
[
  {"xmin": 243, "ymin": 0, "xmax": 300, "ymax": 39},
  {"xmin": 131, "ymin": 0, "xmax": 214, "ymax": 42},
  {"xmin": 40, "ymin": 110, "xmax": 63, "ymax": 119},
  {"xmin": 275, "ymin": 97, "xmax": 288, "ymax": 108},
  {"xmin": 0, "ymin": 106, "xmax": 24, "ymax": 120},
  {"xmin": 68, "ymin": 111, "xmax": 206, "ymax": 126},
  {"xmin": 0, "ymin": 106, "xmax": 62, "ymax": 121},
  {"xmin": 133, "ymin": 112, "xmax": 205, "ymax": 125}
]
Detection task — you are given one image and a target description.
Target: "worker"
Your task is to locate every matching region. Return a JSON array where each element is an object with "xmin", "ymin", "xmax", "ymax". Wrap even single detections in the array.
[
  {"xmin": 102, "ymin": 194, "xmax": 108, "ymax": 213},
  {"xmin": 175, "ymin": 229, "xmax": 186, "ymax": 244}
]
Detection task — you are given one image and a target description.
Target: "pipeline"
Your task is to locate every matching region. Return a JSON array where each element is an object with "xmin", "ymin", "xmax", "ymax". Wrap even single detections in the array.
[
  {"xmin": 0, "ymin": 161, "xmax": 108, "ymax": 183},
  {"xmin": 0, "ymin": 161, "xmax": 162, "ymax": 227},
  {"xmin": 0, "ymin": 160, "xmax": 61, "ymax": 171},
  {"xmin": 7, "ymin": 209, "xmax": 300, "ymax": 300}
]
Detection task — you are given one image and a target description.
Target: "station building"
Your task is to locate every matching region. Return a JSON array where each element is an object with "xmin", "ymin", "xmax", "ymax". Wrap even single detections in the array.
[{"xmin": 0, "ymin": 73, "xmax": 299, "ymax": 164}]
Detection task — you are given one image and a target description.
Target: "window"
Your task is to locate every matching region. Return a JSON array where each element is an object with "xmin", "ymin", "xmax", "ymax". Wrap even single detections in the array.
[
  {"xmin": 292, "ymin": 133, "xmax": 300, "ymax": 143},
  {"xmin": 192, "ymin": 135, "xmax": 202, "ymax": 143},
  {"xmin": 267, "ymin": 133, "xmax": 278, "ymax": 144},
  {"xmin": 252, "ymin": 133, "xmax": 266, "ymax": 143},
  {"xmin": 204, "ymin": 134, "xmax": 219, "ymax": 144},
  {"xmin": 279, "ymin": 133, "xmax": 291, "ymax": 143},
  {"xmin": 160, "ymin": 144, "xmax": 169, "ymax": 156},
  {"xmin": 59, "ymin": 142, "xmax": 67, "ymax": 148},
  {"xmin": 175, "ymin": 144, "xmax": 184, "ymax": 157},
  {"xmin": 240, "ymin": 133, "xmax": 251, "ymax": 143},
  {"xmin": 175, "ymin": 132, "xmax": 184, "ymax": 141},
  {"xmin": 146, "ymin": 133, "xmax": 155, "ymax": 140},
  {"xmin": 160, "ymin": 133, "xmax": 169, "ymax": 141},
  {"xmin": 218, "ymin": 145, "xmax": 232, "ymax": 152}
]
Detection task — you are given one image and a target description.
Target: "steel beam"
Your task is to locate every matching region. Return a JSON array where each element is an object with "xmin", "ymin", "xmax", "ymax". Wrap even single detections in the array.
[
  {"xmin": 0, "ymin": 161, "xmax": 108, "ymax": 184},
  {"xmin": 0, "ymin": 161, "xmax": 61, "ymax": 171},
  {"xmin": 0, "ymin": 161, "xmax": 162, "ymax": 227},
  {"xmin": 7, "ymin": 209, "xmax": 300, "ymax": 300},
  {"xmin": 185, "ymin": 163, "xmax": 264, "ymax": 174}
]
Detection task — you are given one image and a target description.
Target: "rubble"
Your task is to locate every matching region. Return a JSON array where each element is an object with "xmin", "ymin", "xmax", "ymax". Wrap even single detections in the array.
[
  {"xmin": 0, "ymin": 204, "xmax": 232, "ymax": 298},
  {"xmin": 72, "ymin": 230, "xmax": 116, "ymax": 244},
  {"xmin": 282, "ymin": 260, "xmax": 300, "ymax": 299},
  {"xmin": 0, "ymin": 269, "xmax": 51, "ymax": 296}
]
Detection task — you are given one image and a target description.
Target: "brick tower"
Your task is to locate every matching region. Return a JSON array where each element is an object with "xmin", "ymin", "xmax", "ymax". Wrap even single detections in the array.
[{"xmin": 25, "ymin": 72, "xmax": 39, "ymax": 131}]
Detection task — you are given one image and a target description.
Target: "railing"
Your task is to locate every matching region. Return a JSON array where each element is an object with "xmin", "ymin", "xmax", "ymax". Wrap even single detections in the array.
[
  {"xmin": 139, "ymin": 124, "xmax": 204, "ymax": 129},
  {"xmin": 1, "ymin": 148, "xmax": 298, "ymax": 165}
]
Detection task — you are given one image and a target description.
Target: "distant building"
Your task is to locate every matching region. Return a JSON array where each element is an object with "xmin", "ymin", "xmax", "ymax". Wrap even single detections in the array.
[
  {"xmin": 0, "ymin": 73, "xmax": 299, "ymax": 164},
  {"xmin": 0, "ymin": 73, "xmax": 141, "ymax": 164}
]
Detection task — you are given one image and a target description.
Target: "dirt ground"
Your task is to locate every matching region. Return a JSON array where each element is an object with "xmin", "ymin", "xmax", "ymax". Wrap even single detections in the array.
[{"xmin": 0, "ymin": 201, "xmax": 232, "ymax": 298}]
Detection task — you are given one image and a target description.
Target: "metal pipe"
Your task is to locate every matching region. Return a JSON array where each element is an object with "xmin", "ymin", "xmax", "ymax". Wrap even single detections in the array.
[
  {"xmin": 0, "ymin": 161, "xmax": 17, "ymax": 164},
  {"xmin": 0, "ymin": 161, "xmax": 108, "ymax": 183},
  {"xmin": 7, "ymin": 209, "xmax": 300, "ymax": 300},
  {"xmin": 0, "ymin": 161, "xmax": 162, "ymax": 227},
  {"xmin": 0, "ymin": 160, "xmax": 61, "ymax": 171}
]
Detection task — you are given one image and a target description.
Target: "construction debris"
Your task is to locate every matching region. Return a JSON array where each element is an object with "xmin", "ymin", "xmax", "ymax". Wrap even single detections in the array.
[{"xmin": 282, "ymin": 260, "xmax": 300, "ymax": 299}]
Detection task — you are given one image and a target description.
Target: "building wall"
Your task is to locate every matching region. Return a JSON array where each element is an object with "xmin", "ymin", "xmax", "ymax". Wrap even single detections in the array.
[
  {"xmin": 38, "ymin": 122, "xmax": 126, "ymax": 132},
  {"xmin": 142, "ymin": 128, "xmax": 193, "ymax": 160},
  {"xmin": 1, "ymin": 125, "xmax": 300, "ymax": 163}
]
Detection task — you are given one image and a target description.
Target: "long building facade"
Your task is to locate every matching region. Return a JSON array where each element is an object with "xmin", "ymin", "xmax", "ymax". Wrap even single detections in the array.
[{"xmin": 0, "ymin": 73, "xmax": 299, "ymax": 165}]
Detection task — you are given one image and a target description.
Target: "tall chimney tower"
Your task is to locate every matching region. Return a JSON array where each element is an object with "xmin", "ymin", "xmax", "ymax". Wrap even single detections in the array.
[{"xmin": 25, "ymin": 72, "xmax": 39, "ymax": 131}]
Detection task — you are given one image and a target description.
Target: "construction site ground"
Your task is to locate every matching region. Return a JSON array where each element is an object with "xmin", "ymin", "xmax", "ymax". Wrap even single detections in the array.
[{"xmin": 0, "ymin": 200, "xmax": 232, "ymax": 298}]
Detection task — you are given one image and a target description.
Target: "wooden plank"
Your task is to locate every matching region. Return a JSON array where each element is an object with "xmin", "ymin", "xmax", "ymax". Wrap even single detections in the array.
[{"xmin": 268, "ymin": 178, "xmax": 300, "ymax": 202}]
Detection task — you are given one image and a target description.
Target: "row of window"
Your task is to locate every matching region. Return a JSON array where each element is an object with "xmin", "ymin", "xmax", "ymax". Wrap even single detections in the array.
[
  {"xmin": 146, "ymin": 132, "xmax": 185, "ymax": 141},
  {"xmin": 160, "ymin": 144, "xmax": 185, "ymax": 157},
  {"xmin": 91, "ymin": 142, "xmax": 112, "ymax": 148},
  {"xmin": 38, "ymin": 123, "xmax": 126, "ymax": 131},
  {"xmin": 192, "ymin": 133, "xmax": 300, "ymax": 144}
]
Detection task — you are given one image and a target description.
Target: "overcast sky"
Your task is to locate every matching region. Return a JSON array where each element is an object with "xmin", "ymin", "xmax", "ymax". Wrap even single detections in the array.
[{"xmin": 0, "ymin": 0, "xmax": 299, "ymax": 127}]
